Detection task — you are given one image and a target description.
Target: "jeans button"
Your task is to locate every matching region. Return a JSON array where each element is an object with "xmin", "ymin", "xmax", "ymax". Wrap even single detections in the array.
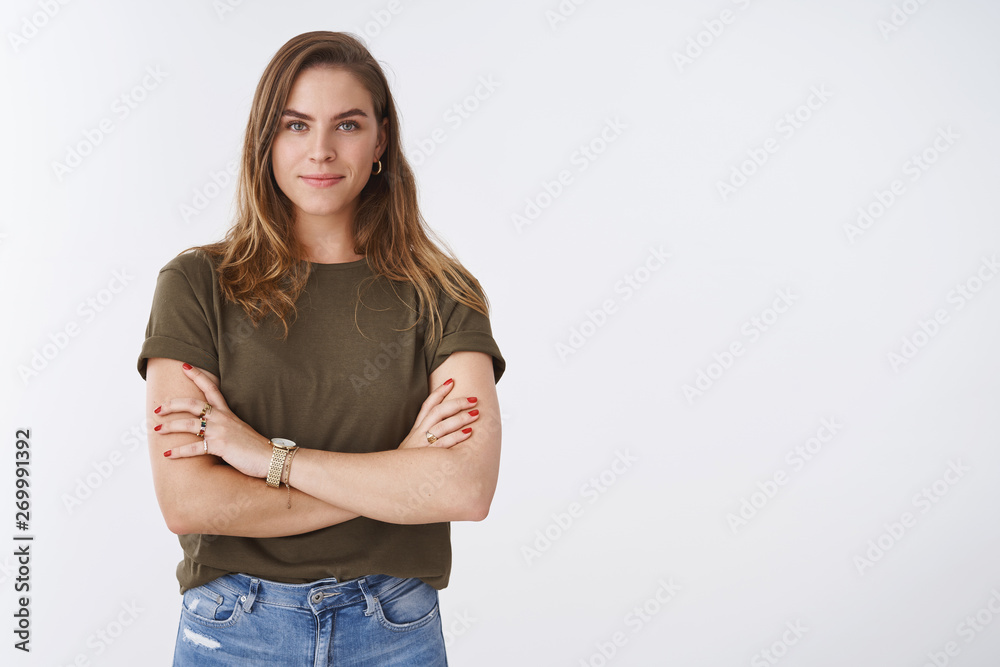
[{"xmin": 311, "ymin": 592, "xmax": 322, "ymax": 604}]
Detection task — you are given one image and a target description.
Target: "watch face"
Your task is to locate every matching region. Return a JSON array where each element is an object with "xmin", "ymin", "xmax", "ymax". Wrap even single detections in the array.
[{"xmin": 271, "ymin": 438, "xmax": 297, "ymax": 450}]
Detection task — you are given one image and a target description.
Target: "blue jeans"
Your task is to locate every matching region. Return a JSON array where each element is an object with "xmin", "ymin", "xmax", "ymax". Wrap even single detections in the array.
[{"xmin": 172, "ymin": 572, "xmax": 448, "ymax": 666}]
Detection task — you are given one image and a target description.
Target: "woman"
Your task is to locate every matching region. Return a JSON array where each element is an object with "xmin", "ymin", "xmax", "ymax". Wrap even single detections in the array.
[{"xmin": 136, "ymin": 31, "xmax": 505, "ymax": 666}]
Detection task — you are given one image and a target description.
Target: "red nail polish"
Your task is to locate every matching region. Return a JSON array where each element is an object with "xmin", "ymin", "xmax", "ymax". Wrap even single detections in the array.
[
  {"xmin": 469, "ymin": 409, "xmax": 479, "ymax": 416},
  {"xmin": 467, "ymin": 397, "xmax": 477, "ymax": 403},
  {"xmin": 182, "ymin": 363, "xmax": 192, "ymax": 370},
  {"xmin": 154, "ymin": 424, "xmax": 162, "ymax": 431},
  {"xmin": 462, "ymin": 428, "xmax": 472, "ymax": 434},
  {"xmin": 154, "ymin": 405, "xmax": 161, "ymax": 414},
  {"xmin": 444, "ymin": 378, "xmax": 454, "ymax": 385},
  {"xmin": 163, "ymin": 450, "xmax": 172, "ymax": 457}
]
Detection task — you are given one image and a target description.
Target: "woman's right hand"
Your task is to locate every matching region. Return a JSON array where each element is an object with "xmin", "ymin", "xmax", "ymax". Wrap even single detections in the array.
[{"xmin": 398, "ymin": 378, "xmax": 479, "ymax": 450}]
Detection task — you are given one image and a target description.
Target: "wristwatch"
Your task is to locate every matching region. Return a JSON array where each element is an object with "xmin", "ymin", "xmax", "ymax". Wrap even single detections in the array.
[{"xmin": 266, "ymin": 438, "xmax": 298, "ymax": 488}]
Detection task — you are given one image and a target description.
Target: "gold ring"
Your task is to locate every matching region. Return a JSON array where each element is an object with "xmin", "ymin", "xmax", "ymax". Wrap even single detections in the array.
[
  {"xmin": 425, "ymin": 431, "xmax": 438, "ymax": 445},
  {"xmin": 199, "ymin": 402, "xmax": 213, "ymax": 419},
  {"xmin": 197, "ymin": 418, "xmax": 207, "ymax": 438}
]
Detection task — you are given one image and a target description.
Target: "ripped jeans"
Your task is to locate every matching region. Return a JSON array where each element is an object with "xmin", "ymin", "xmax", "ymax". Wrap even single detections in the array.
[{"xmin": 172, "ymin": 572, "xmax": 448, "ymax": 666}]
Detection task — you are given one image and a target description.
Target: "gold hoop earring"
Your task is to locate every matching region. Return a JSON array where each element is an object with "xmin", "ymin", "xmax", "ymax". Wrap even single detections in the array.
[{"xmin": 372, "ymin": 159, "xmax": 382, "ymax": 175}]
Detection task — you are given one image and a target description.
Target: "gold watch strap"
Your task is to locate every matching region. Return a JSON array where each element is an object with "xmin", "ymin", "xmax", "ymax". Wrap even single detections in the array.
[{"xmin": 266, "ymin": 440, "xmax": 289, "ymax": 488}]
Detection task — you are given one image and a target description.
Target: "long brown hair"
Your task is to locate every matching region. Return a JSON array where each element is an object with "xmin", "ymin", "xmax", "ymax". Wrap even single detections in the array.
[{"xmin": 187, "ymin": 31, "xmax": 489, "ymax": 346}]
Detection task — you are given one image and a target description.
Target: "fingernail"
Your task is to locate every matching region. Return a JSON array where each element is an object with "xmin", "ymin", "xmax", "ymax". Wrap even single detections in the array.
[
  {"xmin": 462, "ymin": 428, "xmax": 472, "ymax": 434},
  {"xmin": 182, "ymin": 363, "xmax": 192, "ymax": 370},
  {"xmin": 154, "ymin": 405, "xmax": 161, "ymax": 414},
  {"xmin": 467, "ymin": 397, "xmax": 477, "ymax": 403},
  {"xmin": 444, "ymin": 378, "xmax": 454, "ymax": 385},
  {"xmin": 163, "ymin": 450, "xmax": 172, "ymax": 457},
  {"xmin": 469, "ymin": 409, "xmax": 479, "ymax": 416},
  {"xmin": 154, "ymin": 424, "xmax": 162, "ymax": 431}
]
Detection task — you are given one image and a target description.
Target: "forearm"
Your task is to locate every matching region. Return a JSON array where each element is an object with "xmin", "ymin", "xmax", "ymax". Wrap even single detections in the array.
[
  {"xmin": 147, "ymin": 357, "xmax": 359, "ymax": 537},
  {"xmin": 282, "ymin": 351, "xmax": 502, "ymax": 525},
  {"xmin": 288, "ymin": 444, "xmax": 489, "ymax": 525},
  {"xmin": 157, "ymin": 457, "xmax": 360, "ymax": 538}
]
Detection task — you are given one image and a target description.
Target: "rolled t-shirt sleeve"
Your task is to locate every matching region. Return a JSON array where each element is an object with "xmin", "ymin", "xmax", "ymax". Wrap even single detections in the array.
[
  {"xmin": 426, "ymin": 287, "xmax": 506, "ymax": 384},
  {"xmin": 137, "ymin": 252, "xmax": 220, "ymax": 381}
]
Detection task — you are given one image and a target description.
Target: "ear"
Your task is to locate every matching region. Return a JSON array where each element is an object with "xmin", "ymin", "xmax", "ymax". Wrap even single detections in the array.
[{"xmin": 377, "ymin": 117, "xmax": 389, "ymax": 159}]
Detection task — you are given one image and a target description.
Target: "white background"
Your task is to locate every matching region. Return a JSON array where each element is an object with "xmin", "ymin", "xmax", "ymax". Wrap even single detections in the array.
[{"xmin": 3, "ymin": 0, "xmax": 1000, "ymax": 665}]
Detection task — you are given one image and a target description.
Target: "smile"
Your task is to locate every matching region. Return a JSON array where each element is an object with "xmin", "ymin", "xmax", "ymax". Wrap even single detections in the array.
[{"xmin": 300, "ymin": 176, "xmax": 344, "ymax": 188}]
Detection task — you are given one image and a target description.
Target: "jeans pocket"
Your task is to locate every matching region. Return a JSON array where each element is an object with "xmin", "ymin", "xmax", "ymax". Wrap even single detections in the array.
[
  {"xmin": 180, "ymin": 578, "xmax": 244, "ymax": 628},
  {"xmin": 372, "ymin": 577, "xmax": 441, "ymax": 632}
]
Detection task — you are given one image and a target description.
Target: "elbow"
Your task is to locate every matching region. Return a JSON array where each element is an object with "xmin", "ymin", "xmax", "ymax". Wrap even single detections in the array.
[
  {"xmin": 465, "ymin": 502, "xmax": 490, "ymax": 522},
  {"xmin": 161, "ymin": 504, "xmax": 198, "ymax": 535},
  {"xmin": 155, "ymin": 488, "xmax": 191, "ymax": 534},
  {"xmin": 460, "ymin": 483, "xmax": 495, "ymax": 522},
  {"xmin": 449, "ymin": 453, "xmax": 498, "ymax": 522},
  {"xmin": 158, "ymin": 488, "xmax": 215, "ymax": 535},
  {"xmin": 165, "ymin": 518, "xmax": 191, "ymax": 536}
]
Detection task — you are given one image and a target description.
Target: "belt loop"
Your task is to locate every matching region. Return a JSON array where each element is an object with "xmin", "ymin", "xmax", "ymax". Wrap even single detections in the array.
[
  {"xmin": 357, "ymin": 577, "xmax": 377, "ymax": 617},
  {"xmin": 241, "ymin": 577, "xmax": 260, "ymax": 613}
]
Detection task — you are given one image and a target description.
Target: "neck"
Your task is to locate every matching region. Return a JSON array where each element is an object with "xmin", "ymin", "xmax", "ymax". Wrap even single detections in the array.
[{"xmin": 293, "ymin": 210, "xmax": 363, "ymax": 264}]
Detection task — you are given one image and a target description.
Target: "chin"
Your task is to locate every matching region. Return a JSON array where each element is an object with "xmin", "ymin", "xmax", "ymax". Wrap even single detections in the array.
[{"xmin": 296, "ymin": 201, "xmax": 349, "ymax": 218}]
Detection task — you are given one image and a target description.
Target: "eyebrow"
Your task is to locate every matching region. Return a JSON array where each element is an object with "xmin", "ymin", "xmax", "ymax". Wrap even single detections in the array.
[{"xmin": 280, "ymin": 108, "xmax": 368, "ymax": 122}]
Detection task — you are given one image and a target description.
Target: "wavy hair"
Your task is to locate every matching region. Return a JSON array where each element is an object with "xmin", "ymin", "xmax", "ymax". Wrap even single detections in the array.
[{"xmin": 186, "ymin": 31, "xmax": 489, "ymax": 346}]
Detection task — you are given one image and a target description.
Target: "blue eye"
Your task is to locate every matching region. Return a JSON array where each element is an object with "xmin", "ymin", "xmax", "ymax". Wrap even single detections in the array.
[{"xmin": 284, "ymin": 120, "xmax": 359, "ymax": 132}]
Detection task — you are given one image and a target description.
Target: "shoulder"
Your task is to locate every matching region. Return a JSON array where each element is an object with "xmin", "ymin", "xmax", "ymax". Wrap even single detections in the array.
[
  {"xmin": 156, "ymin": 248, "xmax": 217, "ymax": 287},
  {"xmin": 149, "ymin": 249, "xmax": 221, "ymax": 306},
  {"xmin": 159, "ymin": 248, "xmax": 216, "ymax": 276}
]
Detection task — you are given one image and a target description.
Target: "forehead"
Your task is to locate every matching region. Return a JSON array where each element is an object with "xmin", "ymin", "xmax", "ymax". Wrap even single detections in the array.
[{"xmin": 286, "ymin": 66, "xmax": 374, "ymax": 112}]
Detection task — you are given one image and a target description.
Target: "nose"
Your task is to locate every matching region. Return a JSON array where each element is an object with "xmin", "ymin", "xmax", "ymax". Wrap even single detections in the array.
[{"xmin": 308, "ymin": 124, "xmax": 337, "ymax": 162}]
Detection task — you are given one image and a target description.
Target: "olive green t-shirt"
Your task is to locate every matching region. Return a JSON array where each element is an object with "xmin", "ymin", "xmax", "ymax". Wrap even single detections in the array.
[{"xmin": 136, "ymin": 249, "xmax": 505, "ymax": 593}]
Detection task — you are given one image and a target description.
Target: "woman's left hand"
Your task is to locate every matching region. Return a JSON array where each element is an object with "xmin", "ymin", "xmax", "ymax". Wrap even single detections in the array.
[{"xmin": 155, "ymin": 363, "xmax": 272, "ymax": 479}]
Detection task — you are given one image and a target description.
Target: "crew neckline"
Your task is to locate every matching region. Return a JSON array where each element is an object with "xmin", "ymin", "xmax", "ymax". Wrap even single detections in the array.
[{"xmin": 306, "ymin": 256, "xmax": 370, "ymax": 272}]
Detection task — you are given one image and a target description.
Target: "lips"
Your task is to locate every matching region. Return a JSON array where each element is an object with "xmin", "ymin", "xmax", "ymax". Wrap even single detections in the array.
[{"xmin": 300, "ymin": 174, "xmax": 344, "ymax": 187}]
